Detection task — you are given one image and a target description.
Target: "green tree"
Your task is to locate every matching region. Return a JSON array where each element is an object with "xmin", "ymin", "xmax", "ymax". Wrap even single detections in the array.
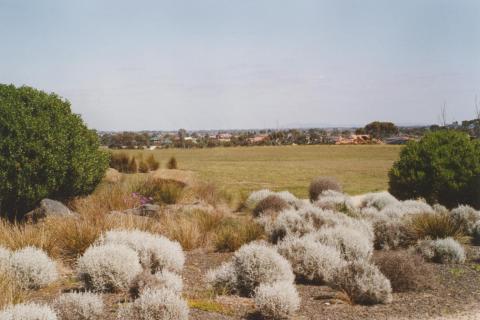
[
  {"xmin": 364, "ymin": 121, "xmax": 399, "ymax": 138},
  {"xmin": 0, "ymin": 84, "xmax": 109, "ymax": 218},
  {"xmin": 389, "ymin": 130, "xmax": 480, "ymax": 209}
]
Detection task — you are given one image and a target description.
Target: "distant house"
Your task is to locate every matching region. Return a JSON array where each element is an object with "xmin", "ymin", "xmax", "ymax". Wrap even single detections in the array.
[
  {"xmin": 217, "ymin": 133, "xmax": 232, "ymax": 142},
  {"xmin": 249, "ymin": 134, "xmax": 269, "ymax": 143},
  {"xmin": 150, "ymin": 135, "xmax": 162, "ymax": 146}
]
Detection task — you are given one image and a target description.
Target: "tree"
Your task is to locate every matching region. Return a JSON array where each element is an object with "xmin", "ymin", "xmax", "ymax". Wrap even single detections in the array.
[
  {"xmin": 0, "ymin": 84, "xmax": 109, "ymax": 218},
  {"xmin": 364, "ymin": 121, "xmax": 399, "ymax": 139},
  {"xmin": 388, "ymin": 130, "xmax": 480, "ymax": 209}
]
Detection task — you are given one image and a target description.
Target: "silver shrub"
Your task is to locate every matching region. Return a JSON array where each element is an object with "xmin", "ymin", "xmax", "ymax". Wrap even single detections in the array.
[
  {"xmin": 0, "ymin": 303, "xmax": 57, "ymax": 320},
  {"xmin": 118, "ymin": 288, "xmax": 189, "ymax": 320},
  {"xmin": 8, "ymin": 246, "xmax": 58, "ymax": 289},
  {"xmin": 54, "ymin": 292, "xmax": 104, "ymax": 320},
  {"xmin": 77, "ymin": 244, "xmax": 142, "ymax": 292},
  {"xmin": 154, "ymin": 270, "xmax": 183, "ymax": 295},
  {"xmin": 277, "ymin": 236, "xmax": 346, "ymax": 283},
  {"xmin": 97, "ymin": 229, "xmax": 185, "ymax": 273},
  {"xmin": 472, "ymin": 221, "xmax": 480, "ymax": 245},
  {"xmin": 333, "ymin": 260, "xmax": 392, "ymax": 305},
  {"xmin": 205, "ymin": 261, "xmax": 238, "ymax": 294},
  {"xmin": 372, "ymin": 217, "xmax": 410, "ymax": 250},
  {"xmin": 305, "ymin": 226, "xmax": 373, "ymax": 261},
  {"xmin": 416, "ymin": 238, "xmax": 465, "ymax": 264},
  {"xmin": 207, "ymin": 243, "xmax": 294, "ymax": 296},
  {"xmin": 245, "ymin": 189, "xmax": 275, "ymax": 210},
  {"xmin": 232, "ymin": 243, "xmax": 294, "ymax": 296},
  {"xmin": 254, "ymin": 281, "xmax": 300, "ymax": 320},
  {"xmin": 450, "ymin": 205, "xmax": 480, "ymax": 235},
  {"xmin": 260, "ymin": 209, "xmax": 314, "ymax": 243},
  {"xmin": 380, "ymin": 200, "xmax": 433, "ymax": 219},
  {"xmin": 315, "ymin": 190, "xmax": 356, "ymax": 215},
  {"xmin": 275, "ymin": 191, "xmax": 302, "ymax": 208},
  {"xmin": 359, "ymin": 192, "xmax": 399, "ymax": 210}
]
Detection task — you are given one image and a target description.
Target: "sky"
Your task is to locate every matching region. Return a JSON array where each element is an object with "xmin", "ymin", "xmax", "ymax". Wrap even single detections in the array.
[{"xmin": 0, "ymin": 0, "xmax": 479, "ymax": 131}]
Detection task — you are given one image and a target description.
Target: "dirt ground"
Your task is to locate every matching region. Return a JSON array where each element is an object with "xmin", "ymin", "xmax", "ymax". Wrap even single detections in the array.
[{"xmin": 28, "ymin": 247, "xmax": 480, "ymax": 320}]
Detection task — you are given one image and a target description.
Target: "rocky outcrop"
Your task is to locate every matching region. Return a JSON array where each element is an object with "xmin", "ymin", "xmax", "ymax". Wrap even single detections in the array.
[{"xmin": 25, "ymin": 199, "xmax": 79, "ymax": 222}]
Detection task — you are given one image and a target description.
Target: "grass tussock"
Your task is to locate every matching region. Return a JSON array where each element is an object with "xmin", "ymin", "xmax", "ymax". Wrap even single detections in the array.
[
  {"xmin": 214, "ymin": 218, "xmax": 264, "ymax": 252},
  {"xmin": 188, "ymin": 299, "xmax": 233, "ymax": 315},
  {"xmin": 0, "ymin": 272, "xmax": 26, "ymax": 309},
  {"xmin": 407, "ymin": 213, "xmax": 467, "ymax": 242},
  {"xmin": 132, "ymin": 178, "xmax": 186, "ymax": 205}
]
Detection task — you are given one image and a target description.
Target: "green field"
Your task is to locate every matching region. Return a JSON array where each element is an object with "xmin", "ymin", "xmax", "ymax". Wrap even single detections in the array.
[{"xmin": 119, "ymin": 145, "xmax": 402, "ymax": 197}]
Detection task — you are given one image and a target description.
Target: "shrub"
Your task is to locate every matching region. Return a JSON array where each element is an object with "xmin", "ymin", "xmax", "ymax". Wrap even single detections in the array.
[
  {"xmin": 245, "ymin": 190, "xmax": 275, "ymax": 210},
  {"xmin": 450, "ymin": 205, "xmax": 480, "ymax": 235},
  {"xmin": 206, "ymin": 262, "xmax": 238, "ymax": 295},
  {"xmin": 133, "ymin": 178, "xmax": 185, "ymax": 205},
  {"xmin": 0, "ymin": 303, "xmax": 57, "ymax": 320},
  {"xmin": 333, "ymin": 260, "xmax": 392, "ymax": 305},
  {"xmin": 309, "ymin": 177, "xmax": 342, "ymax": 202},
  {"xmin": 76, "ymin": 244, "xmax": 142, "ymax": 292},
  {"xmin": 231, "ymin": 243, "xmax": 294, "ymax": 296},
  {"xmin": 260, "ymin": 209, "xmax": 312, "ymax": 244},
  {"xmin": 415, "ymin": 238, "xmax": 466, "ymax": 264},
  {"xmin": 109, "ymin": 153, "xmax": 131, "ymax": 173},
  {"xmin": 389, "ymin": 130, "xmax": 480, "ymax": 209},
  {"xmin": 8, "ymin": 246, "xmax": 58, "ymax": 289},
  {"xmin": 306, "ymin": 226, "xmax": 373, "ymax": 261},
  {"xmin": 374, "ymin": 250, "xmax": 430, "ymax": 292},
  {"xmin": 407, "ymin": 212, "xmax": 464, "ymax": 241},
  {"xmin": 97, "ymin": 229, "xmax": 185, "ymax": 273},
  {"xmin": 373, "ymin": 217, "xmax": 411, "ymax": 250},
  {"xmin": 54, "ymin": 292, "xmax": 104, "ymax": 320},
  {"xmin": 277, "ymin": 236, "xmax": 346, "ymax": 283},
  {"xmin": 380, "ymin": 200, "xmax": 434, "ymax": 219},
  {"xmin": 472, "ymin": 221, "xmax": 480, "ymax": 245},
  {"xmin": 275, "ymin": 191, "xmax": 300, "ymax": 208},
  {"xmin": 360, "ymin": 192, "xmax": 399, "ymax": 210},
  {"xmin": 0, "ymin": 84, "xmax": 109, "ymax": 219},
  {"xmin": 138, "ymin": 161, "xmax": 149, "ymax": 173},
  {"xmin": 207, "ymin": 243, "xmax": 294, "ymax": 296},
  {"xmin": 253, "ymin": 195, "xmax": 289, "ymax": 217},
  {"xmin": 254, "ymin": 281, "xmax": 300, "ymax": 319},
  {"xmin": 145, "ymin": 154, "xmax": 160, "ymax": 171},
  {"xmin": 314, "ymin": 190, "xmax": 356, "ymax": 215},
  {"xmin": 118, "ymin": 288, "xmax": 189, "ymax": 320},
  {"xmin": 127, "ymin": 157, "xmax": 138, "ymax": 173},
  {"xmin": 167, "ymin": 157, "xmax": 178, "ymax": 170},
  {"xmin": 130, "ymin": 270, "xmax": 183, "ymax": 298}
]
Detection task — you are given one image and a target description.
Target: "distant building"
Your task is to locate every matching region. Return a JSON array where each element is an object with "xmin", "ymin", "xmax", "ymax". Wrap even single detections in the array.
[{"xmin": 384, "ymin": 136, "xmax": 413, "ymax": 145}]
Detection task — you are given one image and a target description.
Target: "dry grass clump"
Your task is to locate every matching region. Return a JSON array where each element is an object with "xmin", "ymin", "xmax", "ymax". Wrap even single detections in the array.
[
  {"xmin": 207, "ymin": 243, "xmax": 294, "ymax": 297},
  {"xmin": 77, "ymin": 244, "xmax": 142, "ymax": 292},
  {"xmin": 333, "ymin": 260, "xmax": 392, "ymax": 305},
  {"xmin": 0, "ymin": 302, "xmax": 58, "ymax": 320},
  {"xmin": 254, "ymin": 281, "xmax": 300, "ymax": 320},
  {"xmin": 253, "ymin": 195, "xmax": 289, "ymax": 217},
  {"xmin": 97, "ymin": 229, "xmax": 185, "ymax": 273},
  {"xmin": 54, "ymin": 292, "xmax": 104, "ymax": 320},
  {"xmin": 214, "ymin": 218, "xmax": 264, "ymax": 252},
  {"xmin": 407, "ymin": 212, "xmax": 465, "ymax": 242},
  {"xmin": 309, "ymin": 177, "xmax": 342, "ymax": 202},
  {"xmin": 132, "ymin": 178, "xmax": 186, "ymax": 205},
  {"xmin": 167, "ymin": 156, "xmax": 178, "ymax": 170},
  {"xmin": 374, "ymin": 251, "xmax": 431, "ymax": 292},
  {"xmin": 277, "ymin": 236, "xmax": 346, "ymax": 283},
  {"xmin": 119, "ymin": 288, "xmax": 188, "ymax": 320},
  {"xmin": 8, "ymin": 247, "xmax": 58, "ymax": 289},
  {"xmin": 0, "ymin": 273, "xmax": 25, "ymax": 310},
  {"xmin": 415, "ymin": 238, "xmax": 466, "ymax": 264}
]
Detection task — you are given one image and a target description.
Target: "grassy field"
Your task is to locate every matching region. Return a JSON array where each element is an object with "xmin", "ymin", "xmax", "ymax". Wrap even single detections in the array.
[{"xmin": 118, "ymin": 145, "xmax": 402, "ymax": 197}]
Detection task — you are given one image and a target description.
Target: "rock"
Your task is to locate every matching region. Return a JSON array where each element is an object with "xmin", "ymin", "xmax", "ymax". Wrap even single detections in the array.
[
  {"xmin": 122, "ymin": 204, "xmax": 161, "ymax": 217},
  {"xmin": 25, "ymin": 199, "xmax": 79, "ymax": 222}
]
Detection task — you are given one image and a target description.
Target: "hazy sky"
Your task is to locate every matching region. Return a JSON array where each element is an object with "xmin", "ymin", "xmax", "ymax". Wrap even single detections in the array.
[{"xmin": 1, "ymin": 0, "xmax": 479, "ymax": 130}]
